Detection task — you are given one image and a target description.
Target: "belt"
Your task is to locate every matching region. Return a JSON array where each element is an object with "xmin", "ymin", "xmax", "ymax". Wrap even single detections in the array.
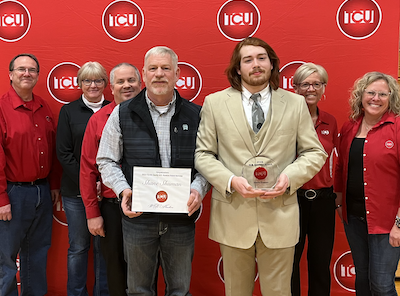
[
  {"xmin": 297, "ymin": 187, "xmax": 334, "ymax": 200},
  {"xmin": 7, "ymin": 178, "xmax": 47, "ymax": 186},
  {"xmin": 102, "ymin": 197, "xmax": 120, "ymax": 205}
]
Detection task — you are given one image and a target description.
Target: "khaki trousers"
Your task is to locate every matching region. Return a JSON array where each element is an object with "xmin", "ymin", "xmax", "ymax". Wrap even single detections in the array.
[{"xmin": 220, "ymin": 234, "xmax": 295, "ymax": 296}]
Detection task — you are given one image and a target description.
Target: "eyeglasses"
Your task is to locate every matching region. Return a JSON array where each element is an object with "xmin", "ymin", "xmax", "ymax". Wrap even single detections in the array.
[
  {"xmin": 364, "ymin": 90, "xmax": 390, "ymax": 99},
  {"xmin": 13, "ymin": 67, "xmax": 38, "ymax": 74},
  {"xmin": 82, "ymin": 79, "xmax": 105, "ymax": 86},
  {"xmin": 298, "ymin": 82, "xmax": 325, "ymax": 90}
]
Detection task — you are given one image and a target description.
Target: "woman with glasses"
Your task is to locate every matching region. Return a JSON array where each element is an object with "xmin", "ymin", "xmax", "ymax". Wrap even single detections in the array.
[
  {"xmin": 291, "ymin": 63, "xmax": 338, "ymax": 296},
  {"xmin": 56, "ymin": 61, "xmax": 110, "ymax": 296},
  {"xmin": 334, "ymin": 72, "xmax": 400, "ymax": 296}
]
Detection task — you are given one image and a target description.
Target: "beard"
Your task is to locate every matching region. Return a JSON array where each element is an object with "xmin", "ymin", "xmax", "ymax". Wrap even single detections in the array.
[
  {"xmin": 146, "ymin": 80, "xmax": 175, "ymax": 97},
  {"xmin": 241, "ymin": 68, "xmax": 271, "ymax": 87}
]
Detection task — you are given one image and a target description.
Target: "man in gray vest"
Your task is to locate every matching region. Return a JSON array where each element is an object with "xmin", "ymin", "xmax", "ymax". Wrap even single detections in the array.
[{"xmin": 97, "ymin": 46, "xmax": 209, "ymax": 296}]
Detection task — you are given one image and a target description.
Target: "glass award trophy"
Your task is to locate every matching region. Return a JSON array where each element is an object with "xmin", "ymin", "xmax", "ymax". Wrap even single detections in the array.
[{"xmin": 242, "ymin": 156, "xmax": 279, "ymax": 191}]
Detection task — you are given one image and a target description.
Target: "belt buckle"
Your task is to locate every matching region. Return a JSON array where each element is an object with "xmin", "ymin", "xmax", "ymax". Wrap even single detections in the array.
[{"xmin": 305, "ymin": 189, "xmax": 317, "ymax": 200}]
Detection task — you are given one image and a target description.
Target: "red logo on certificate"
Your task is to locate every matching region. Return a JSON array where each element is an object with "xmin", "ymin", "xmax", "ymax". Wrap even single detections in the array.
[
  {"xmin": 254, "ymin": 167, "xmax": 267, "ymax": 180},
  {"xmin": 156, "ymin": 191, "xmax": 168, "ymax": 203}
]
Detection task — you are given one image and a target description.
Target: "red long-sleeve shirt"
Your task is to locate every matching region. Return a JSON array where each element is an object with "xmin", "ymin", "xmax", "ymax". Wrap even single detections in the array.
[
  {"xmin": 302, "ymin": 109, "xmax": 338, "ymax": 189},
  {"xmin": 80, "ymin": 101, "xmax": 116, "ymax": 219},
  {"xmin": 0, "ymin": 87, "xmax": 61, "ymax": 207},
  {"xmin": 334, "ymin": 111, "xmax": 400, "ymax": 234}
]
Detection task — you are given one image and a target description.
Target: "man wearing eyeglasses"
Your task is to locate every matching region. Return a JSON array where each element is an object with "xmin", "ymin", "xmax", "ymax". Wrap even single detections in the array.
[
  {"xmin": 0, "ymin": 53, "xmax": 61, "ymax": 296},
  {"xmin": 195, "ymin": 38, "xmax": 327, "ymax": 296}
]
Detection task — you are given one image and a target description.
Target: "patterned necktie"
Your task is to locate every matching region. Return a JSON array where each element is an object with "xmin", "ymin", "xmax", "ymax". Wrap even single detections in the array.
[{"xmin": 250, "ymin": 93, "xmax": 264, "ymax": 133}]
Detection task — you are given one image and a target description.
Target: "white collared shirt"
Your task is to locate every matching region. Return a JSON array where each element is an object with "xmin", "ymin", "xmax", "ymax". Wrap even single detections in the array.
[{"xmin": 241, "ymin": 85, "xmax": 271, "ymax": 127}]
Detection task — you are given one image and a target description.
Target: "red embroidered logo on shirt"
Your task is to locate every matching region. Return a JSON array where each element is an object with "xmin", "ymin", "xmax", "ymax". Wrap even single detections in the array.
[
  {"xmin": 321, "ymin": 130, "xmax": 329, "ymax": 135},
  {"xmin": 385, "ymin": 140, "xmax": 394, "ymax": 149}
]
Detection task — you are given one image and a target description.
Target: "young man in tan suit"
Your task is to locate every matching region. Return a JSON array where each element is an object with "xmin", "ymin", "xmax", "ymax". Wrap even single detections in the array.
[{"xmin": 195, "ymin": 37, "xmax": 327, "ymax": 296}]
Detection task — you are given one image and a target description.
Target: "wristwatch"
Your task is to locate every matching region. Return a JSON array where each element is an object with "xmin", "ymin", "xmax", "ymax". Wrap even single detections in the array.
[{"xmin": 395, "ymin": 216, "xmax": 400, "ymax": 228}]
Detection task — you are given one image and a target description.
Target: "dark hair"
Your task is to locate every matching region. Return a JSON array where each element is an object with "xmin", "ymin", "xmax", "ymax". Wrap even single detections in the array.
[
  {"xmin": 9, "ymin": 53, "xmax": 40, "ymax": 72},
  {"xmin": 225, "ymin": 37, "xmax": 280, "ymax": 91}
]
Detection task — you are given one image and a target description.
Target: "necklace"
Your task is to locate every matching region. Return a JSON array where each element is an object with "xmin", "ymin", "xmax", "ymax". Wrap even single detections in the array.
[{"xmin": 362, "ymin": 118, "xmax": 378, "ymax": 132}]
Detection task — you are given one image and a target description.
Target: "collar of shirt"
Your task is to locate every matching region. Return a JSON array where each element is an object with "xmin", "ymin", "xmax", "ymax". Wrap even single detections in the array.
[
  {"xmin": 242, "ymin": 85, "xmax": 271, "ymax": 106},
  {"xmin": 82, "ymin": 94, "xmax": 105, "ymax": 113},
  {"xmin": 9, "ymin": 87, "xmax": 41, "ymax": 111},
  {"xmin": 241, "ymin": 85, "xmax": 271, "ymax": 127},
  {"xmin": 145, "ymin": 91, "xmax": 176, "ymax": 115}
]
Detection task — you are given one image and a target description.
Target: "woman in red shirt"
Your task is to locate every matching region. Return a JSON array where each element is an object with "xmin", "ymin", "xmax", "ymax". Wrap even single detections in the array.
[
  {"xmin": 334, "ymin": 72, "xmax": 400, "ymax": 295},
  {"xmin": 291, "ymin": 63, "xmax": 338, "ymax": 296}
]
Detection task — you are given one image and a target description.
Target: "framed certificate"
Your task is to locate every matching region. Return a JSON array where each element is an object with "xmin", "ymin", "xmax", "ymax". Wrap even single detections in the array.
[{"xmin": 131, "ymin": 167, "xmax": 191, "ymax": 213}]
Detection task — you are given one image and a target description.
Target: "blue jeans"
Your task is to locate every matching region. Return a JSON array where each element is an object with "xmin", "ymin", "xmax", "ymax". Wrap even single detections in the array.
[
  {"xmin": 122, "ymin": 219, "xmax": 195, "ymax": 296},
  {"xmin": 0, "ymin": 182, "xmax": 53, "ymax": 296},
  {"xmin": 344, "ymin": 215, "xmax": 400, "ymax": 296},
  {"xmin": 62, "ymin": 196, "xmax": 109, "ymax": 296}
]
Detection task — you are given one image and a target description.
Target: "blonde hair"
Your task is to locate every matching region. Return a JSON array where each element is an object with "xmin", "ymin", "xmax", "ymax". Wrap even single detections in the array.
[
  {"xmin": 77, "ymin": 61, "xmax": 108, "ymax": 88},
  {"xmin": 293, "ymin": 63, "xmax": 328, "ymax": 85},
  {"xmin": 349, "ymin": 72, "xmax": 400, "ymax": 120}
]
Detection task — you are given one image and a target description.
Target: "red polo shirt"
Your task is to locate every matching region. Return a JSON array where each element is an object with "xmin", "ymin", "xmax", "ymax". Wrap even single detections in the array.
[
  {"xmin": 334, "ymin": 111, "xmax": 400, "ymax": 234},
  {"xmin": 302, "ymin": 109, "xmax": 338, "ymax": 190},
  {"xmin": 80, "ymin": 100, "xmax": 117, "ymax": 219},
  {"xmin": 0, "ymin": 87, "xmax": 61, "ymax": 207}
]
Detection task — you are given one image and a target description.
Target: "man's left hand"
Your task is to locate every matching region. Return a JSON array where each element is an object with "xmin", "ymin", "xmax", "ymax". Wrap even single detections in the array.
[
  {"xmin": 187, "ymin": 189, "xmax": 202, "ymax": 217},
  {"xmin": 259, "ymin": 173, "xmax": 289, "ymax": 199}
]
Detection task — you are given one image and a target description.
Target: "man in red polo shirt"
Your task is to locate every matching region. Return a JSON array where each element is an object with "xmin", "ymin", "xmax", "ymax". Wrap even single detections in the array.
[
  {"xmin": 80, "ymin": 63, "xmax": 141, "ymax": 295},
  {"xmin": 0, "ymin": 53, "xmax": 61, "ymax": 296}
]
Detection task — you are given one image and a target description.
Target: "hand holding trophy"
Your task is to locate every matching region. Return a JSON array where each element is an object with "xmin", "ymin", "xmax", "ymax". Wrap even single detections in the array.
[{"xmin": 242, "ymin": 156, "xmax": 280, "ymax": 191}]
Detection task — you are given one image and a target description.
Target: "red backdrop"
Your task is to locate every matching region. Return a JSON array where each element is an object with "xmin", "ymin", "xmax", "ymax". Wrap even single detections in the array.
[{"xmin": 0, "ymin": 0, "xmax": 399, "ymax": 294}]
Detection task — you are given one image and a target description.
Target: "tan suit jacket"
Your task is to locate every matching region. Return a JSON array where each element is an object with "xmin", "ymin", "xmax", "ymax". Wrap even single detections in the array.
[{"xmin": 195, "ymin": 87, "xmax": 327, "ymax": 249}]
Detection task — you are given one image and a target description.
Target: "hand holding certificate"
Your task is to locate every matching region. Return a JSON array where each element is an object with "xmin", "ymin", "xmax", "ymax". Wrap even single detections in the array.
[{"xmin": 131, "ymin": 167, "xmax": 191, "ymax": 213}]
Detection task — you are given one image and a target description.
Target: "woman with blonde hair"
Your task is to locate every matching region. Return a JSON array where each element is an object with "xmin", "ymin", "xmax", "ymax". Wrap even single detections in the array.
[
  {"xmin": 57, "ymin": 61, "xmax": 110, "ymax": 296},
  {"xmin": 334, "ymin": 72, "xmax": 400, "ymax": 295},
  {"xmin": 291, "ymin": 63, "xmax": 338, "ymax": 296}
]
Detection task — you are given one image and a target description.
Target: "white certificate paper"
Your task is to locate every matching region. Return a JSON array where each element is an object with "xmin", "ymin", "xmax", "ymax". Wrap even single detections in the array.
[{"xmin": 131, "ymin": 167, "xmax": 191, "ymax": 213}]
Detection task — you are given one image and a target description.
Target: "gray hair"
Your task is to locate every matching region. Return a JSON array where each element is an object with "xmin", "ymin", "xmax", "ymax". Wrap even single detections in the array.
[
  {"xmin": 144, "ymin": 46, "xmax": 178, "ymax": 70},
  {"xmin": 110, "ymin": 63, "xmax": 141, "ymax": 85}
]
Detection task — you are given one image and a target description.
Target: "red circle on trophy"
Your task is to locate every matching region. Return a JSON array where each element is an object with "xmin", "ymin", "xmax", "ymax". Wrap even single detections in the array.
[
  {"xmin": 156, "ymin": 191, "xmax": 168, "ymax": 203},
  {"xmin": 254, "ymin": 167, "xmax": 267, "ymax": 180}
]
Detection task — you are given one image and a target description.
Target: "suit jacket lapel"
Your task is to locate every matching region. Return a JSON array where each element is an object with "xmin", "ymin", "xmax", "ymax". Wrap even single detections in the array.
[
  {"xmin": 259, "ymin": 89, "xmax": 287, "ymax": 152},
  {"xmin": 225, "ymin": 89, "xmax": 257, "ymax": 155}
]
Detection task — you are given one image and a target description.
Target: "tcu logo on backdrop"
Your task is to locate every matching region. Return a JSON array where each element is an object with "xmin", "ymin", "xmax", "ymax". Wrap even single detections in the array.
[
  {"xmin": 175, "ymin": 62, "xmax": 202, "ymax": 102},
  {"xmin": 102, "ymin": 0, "xmax": 144, "ymax": 42},
  {"xmin": 217, "ymin": 0, "xmax": 260, "ymax": 41},
  {"xmin": 0, "ymin": 0, "xmax": 30, "ymax": 42},
  {"xmin": 53, "ymin": 198, "xmax": 68, "ymax": 226},
  {"xmin": 279, "ymin": 61, "xmax": 305, "ymax": 92},
  {"xmin": 47, "ymin": 62, "xmax": 81, "ymax": 104},
  {"xmin": 336, "ymin": 0, "xmax": 382, "ymax": 40},
  {"xmin": 333, "ymin": 251, "xmax": 356, "ymax": 292}
]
